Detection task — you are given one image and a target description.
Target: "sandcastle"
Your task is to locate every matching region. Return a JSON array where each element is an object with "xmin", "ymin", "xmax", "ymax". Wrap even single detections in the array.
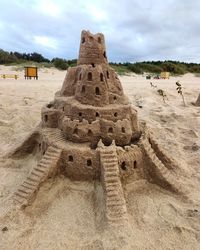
[{"xmin": 10, "ymin": 31, "xmax": 184, "ymax": 229}]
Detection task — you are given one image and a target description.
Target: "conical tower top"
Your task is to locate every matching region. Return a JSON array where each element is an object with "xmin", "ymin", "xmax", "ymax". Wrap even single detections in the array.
[{"xmin": 78, "ymin": 30, "xmax": 108, "ymax": 65}]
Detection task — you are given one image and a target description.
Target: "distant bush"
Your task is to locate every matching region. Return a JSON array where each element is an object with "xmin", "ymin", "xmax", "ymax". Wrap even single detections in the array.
[
  {"xmin": 127, "ymin": 64, "xmax": 143, "ymax": 74},
  {"xmin": 161, "ymin": 62, "xmax": 186, "ymax": 75},
  {"xmin": 52, "ymin": 58, "xmax": 68, "ymax": 70},
  {"xmin": 110, "ymin": 64, "xmax": 131, "ymax": 75}
]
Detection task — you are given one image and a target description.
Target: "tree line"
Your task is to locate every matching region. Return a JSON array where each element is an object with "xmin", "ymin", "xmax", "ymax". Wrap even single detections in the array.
[
  {"xmin": 1, "ymin": 48, "xmax": 200, "ymax": 74},
  {"xmin": 0, "ymin": 49, "xmax": 76, "ymax": 70}
]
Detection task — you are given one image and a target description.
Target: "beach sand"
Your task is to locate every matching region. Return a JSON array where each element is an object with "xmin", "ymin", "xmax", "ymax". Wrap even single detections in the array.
[{"xmin": 0, "ymin": 65, "xmax": 200, "ymax": 249}]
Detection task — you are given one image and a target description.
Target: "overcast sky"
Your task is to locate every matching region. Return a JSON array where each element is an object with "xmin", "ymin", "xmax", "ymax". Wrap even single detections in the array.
[{"xmin": 0, "ymin": 0, "xmax": 200, "ymax": 62}]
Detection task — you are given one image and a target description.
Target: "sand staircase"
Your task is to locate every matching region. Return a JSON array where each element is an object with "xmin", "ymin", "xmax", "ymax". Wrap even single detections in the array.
[
  {"xmin": 13, "ymin": 145, "xmax": 62, "ymax": 207},
  {"xmin": 98, "ymin": 141, "xmax": 128, "ymax": 227}
]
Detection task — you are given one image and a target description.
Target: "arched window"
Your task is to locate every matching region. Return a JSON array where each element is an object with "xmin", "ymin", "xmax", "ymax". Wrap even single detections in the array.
[
  {"xmin": 73, "ymin": 128, "xmax": 78, "ymax": 135},
  {"xmin": 96, "ymin": 112, "xmax": 99, "ymax": 117},
  {"xmin": 82, "ymin": 37, "xmax": 85, "ymax": 43},
  {"xmin": 122, "ymin": 127, "xmax": 125, "ymax": 133},
  {"xmin": 107, "ymin": 71, "xmax": 109, "ymax": 79},
  {"xmin": 87, "ymin": 159, "xmax": 92, "ymax": 166},
  {"xmin": 88, "ymin": 129, "xmax": 93, "ymax": 136},
  {"xmin": 134, "ymin": 160, "xmax": 137, "ymax": 169},
  {"xmin": 100, "ymin": 73, "xmax": 103, "ymax": 81},
  {"xmin": 121, "ymin": 161, "xmax": 127, "ymax": 170},
  {"xmin": 68, "ymin": 155, "xmax": 73, "ymax": 162},
  {"xmin": 113, "ymin": 96, "xmax": 117, "ymax": 101},
  {"xmin": 114, "ymin": 112, "xmax": 117, "ymax": 117},
  {"xmin": 81, "ymin": 85, "xmax": 85, "ymax": 93},
  {"xmin": 98, "ymin": 37, "xmax": 101, "ymax": 43},
  {"xmin": 88, "ymin": 72, "xmax": 92, "ymax": 81},
  {"xmin": 108, "ymin": 127, "xmax": 113, "ymax": 133},
  {"xmin": 79, "ymin": 112, "xmax": 82, "ymax": 117},
  {"xmin": 44, "ymin": 115, "xmax": 48, "ymax": 122},
  {"xmin": 95, "ymin": 87, "xmax": 100, "ymax": 95}
]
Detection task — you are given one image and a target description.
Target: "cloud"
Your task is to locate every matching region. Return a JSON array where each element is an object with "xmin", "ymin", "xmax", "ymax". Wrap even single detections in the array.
[
  {"xmin": 33, "ymin": 35, "xmax": 58, "ymax": 49},
  {"xmin": 0, "ymin": 0, "xmax": 200, "ymax": 62}
]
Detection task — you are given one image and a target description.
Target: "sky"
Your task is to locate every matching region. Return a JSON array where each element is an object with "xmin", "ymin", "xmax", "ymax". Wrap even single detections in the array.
[{"xmin": 0, "ymin": 0, "xmax": 200, "ymax": 62}]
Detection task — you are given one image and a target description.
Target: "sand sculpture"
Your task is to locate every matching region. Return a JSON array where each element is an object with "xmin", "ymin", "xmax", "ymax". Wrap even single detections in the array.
[{"xmin": 10, "ymin": 31, "xmax": 183, "ymax": 229}]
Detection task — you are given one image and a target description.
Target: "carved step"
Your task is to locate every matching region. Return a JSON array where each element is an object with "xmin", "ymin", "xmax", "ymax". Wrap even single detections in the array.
[
  {"xmin": 104, "ymin": 181, "xmax": 120, "ymax": 188},
  {"xmin": 104, "ymin": 176, "xmax": 119, "ymax": 183}
]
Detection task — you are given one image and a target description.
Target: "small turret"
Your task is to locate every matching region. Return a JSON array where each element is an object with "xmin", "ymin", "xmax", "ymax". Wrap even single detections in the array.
[{"xmin": 78, "ymin": 30, "xmax": 108, "ymax": 65}]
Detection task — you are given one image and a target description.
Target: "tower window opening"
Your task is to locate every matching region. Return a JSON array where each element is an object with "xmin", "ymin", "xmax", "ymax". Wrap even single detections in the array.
[
  {"xmin": 88, "ymin": 129, "xmax": 93, "ymax": 136},
  {"xmin": 81, "ymin": 85, "xmax": 85, "ymax": 93},
  {"xmin": 79, "ymin": 73, "xmax": 82, "ymax": 80},
  {"xmin": 100, "ymin": 73, "xmax": 103, "ymax": 81},
  {"xmin": 95, "ymin": 87, "xmax": 100, "ymax": 95},
  {"xmin": 107, "ymin": 71, "xmax": 109, "ymax": 79},
  {"xmin": 103, "ymin": 51, "xmax": 107, "ymax": 59},
  {"xmin": 98, "ymin": 37, "xmax": 101, "ymax": 43},
  {"xmin": 134, "ymin": 160, "xmax": 137, "ymax": 169},
  {"xmin": 91, "ymin": 63, "xmax": 95, "ymax": 67},
  {"xmin": 89, "ymin": 36, "xmax": 93, "ymax": 41},
  {"xmin": 114, "ymin": 96, "xmax": 117, "ymax": 100},
  {"xmin": 63, "ymin": 107, "xmax": 65, "ymax": 111},
  {"xmin": 87, "ymin": 159, "xmax": 92, "ymax": 166},
  {"xmin": 79, "ymin": 112, "xmax": 82, "ymax": 117},
  {"xmin": 88, "ymin": 72, "xmax": 92, "ymax": 81},
  {"xmin": 73, "ymin": 128, "xmax": 78, "ymax": 135},
  {"xmin": 96, "ymin": 112, "xmax": 99, "ymax": 117},
  {"xmin": 121, "ymin": 161, "xmax": 127, "ymax": 171},
  {"xmin": 122, "ymin": 127, "xmax": 125, "ymax": 133},
  {"xmin": 68, "ymin": 155, "xmax": 73, "ymax": 162},
  {"xmin": 47, "ymin": 103, "xmax": 53, "ymax": 108},
  {"xmin": 44, "ymin": 115, "xmax": 48, "ymax": 122},
  {"xmin": 108, "ymin": 127, "xmax": 113, "ymax": 133},
  {"xmin": 82, "ymin": 37, "xmax": 85, "ymax": 43},
  {"xmin": 114, "ymin": 112, "xmax": 118, "ymax": 117}
]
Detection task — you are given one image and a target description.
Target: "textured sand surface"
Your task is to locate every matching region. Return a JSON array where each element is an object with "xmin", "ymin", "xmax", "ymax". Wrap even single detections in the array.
[{"xmin": 0, "ymin": 66, "xmax": 200, "ymax": 249}]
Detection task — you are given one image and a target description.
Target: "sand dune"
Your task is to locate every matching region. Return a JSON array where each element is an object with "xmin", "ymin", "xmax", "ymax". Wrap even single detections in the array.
[{"xmin": 0, "ymin": 66, "xmax": 200, "ymax": 249}]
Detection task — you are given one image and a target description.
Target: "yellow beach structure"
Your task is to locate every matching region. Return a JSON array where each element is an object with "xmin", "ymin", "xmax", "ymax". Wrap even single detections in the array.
[{"xmin": 160, "ymin": 71, "xmax": 170, "ymax": 79}]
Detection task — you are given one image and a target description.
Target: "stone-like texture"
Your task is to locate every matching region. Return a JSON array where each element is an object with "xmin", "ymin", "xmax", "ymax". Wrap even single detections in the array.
[{"xmin": 10, "ymin": 30, "xmax": 182, "ymax": 230}]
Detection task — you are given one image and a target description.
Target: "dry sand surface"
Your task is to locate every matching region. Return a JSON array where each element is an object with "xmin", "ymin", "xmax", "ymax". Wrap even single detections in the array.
[{"xmin": 0, "ymin": 65, "xmax": 200, "ymax": 249}]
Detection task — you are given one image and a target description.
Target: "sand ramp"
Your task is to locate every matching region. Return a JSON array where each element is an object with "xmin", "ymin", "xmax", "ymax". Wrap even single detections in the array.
[
  {"xmin": 13, "ymin": 145, "xmax": 62, "ymax": 206},
  {"xmin": 142, "ymin": 137, "xmax": 185, "ymax": 194}
]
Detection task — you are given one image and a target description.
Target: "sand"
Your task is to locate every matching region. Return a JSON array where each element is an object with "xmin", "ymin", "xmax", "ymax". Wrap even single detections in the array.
[{"xmin": 0, "ymin": 65, "xmax": 200, "ymax": 249}]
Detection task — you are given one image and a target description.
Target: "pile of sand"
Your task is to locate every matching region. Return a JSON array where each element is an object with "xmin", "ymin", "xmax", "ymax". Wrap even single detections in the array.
[{"xmin": 0, "ymin": 66, "xmax": 200, "ymax": 249}]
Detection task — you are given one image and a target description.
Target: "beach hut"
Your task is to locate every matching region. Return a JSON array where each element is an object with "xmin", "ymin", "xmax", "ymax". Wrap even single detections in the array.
[
  {"xmin": 160, "ymin": 71, "xmax": 170, "ymax": 79},
  {"xmin": 24, "ymin": 66, "xmax": 38, "ymax": 79}
]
